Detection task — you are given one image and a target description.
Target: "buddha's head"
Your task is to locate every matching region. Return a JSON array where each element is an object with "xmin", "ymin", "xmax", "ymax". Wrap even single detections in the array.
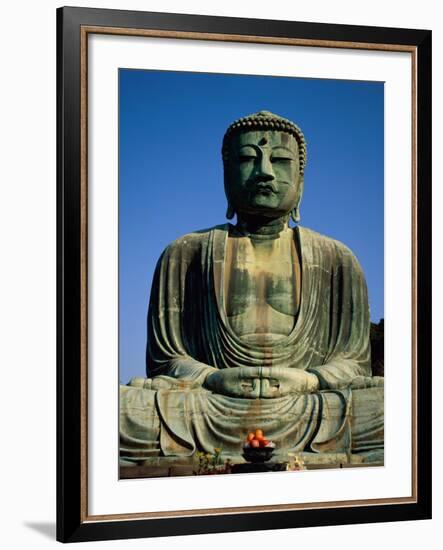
[{"xmin": 222, "ymin": 111, "xmax": 307, "ymax": 222}]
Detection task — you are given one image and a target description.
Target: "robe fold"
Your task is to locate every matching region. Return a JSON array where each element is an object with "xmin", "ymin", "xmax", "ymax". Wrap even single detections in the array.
[{"xmin": 120, "ymin": 224, "xmax": 384, "ymax": 461}]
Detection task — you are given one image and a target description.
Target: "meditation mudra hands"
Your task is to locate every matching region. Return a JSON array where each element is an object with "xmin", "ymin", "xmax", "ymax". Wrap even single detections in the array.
[{"xmin": 204, "ymin": 366, "xmax": 320, "ymax": 398}]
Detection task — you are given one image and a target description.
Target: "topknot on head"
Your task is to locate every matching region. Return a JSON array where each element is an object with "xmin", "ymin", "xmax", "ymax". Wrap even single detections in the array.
[{"xmin": 222, "ymin": 110, "xmax": 307, "ymax": 175}]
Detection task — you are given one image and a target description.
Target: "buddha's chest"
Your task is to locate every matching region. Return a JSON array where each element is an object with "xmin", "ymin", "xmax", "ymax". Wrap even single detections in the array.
[{"xmin": 223, "ymin": 233, "xmax": 301, "ymax": 341}]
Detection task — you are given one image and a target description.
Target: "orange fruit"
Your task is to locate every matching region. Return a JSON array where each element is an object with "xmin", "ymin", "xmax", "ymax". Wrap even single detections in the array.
[
  {"xmin": 247, "ymin": 432, "xmax": 255, "ymax": 442},
  {"xmin": 255, "ymin": 429, "xmax": 264, "ymax": 439}
]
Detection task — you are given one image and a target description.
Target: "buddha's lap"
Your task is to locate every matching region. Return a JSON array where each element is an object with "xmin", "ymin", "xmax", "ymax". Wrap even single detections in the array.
[{"xmin": 119, "ymin": 383, "xmax": 383, "ymax": 440}]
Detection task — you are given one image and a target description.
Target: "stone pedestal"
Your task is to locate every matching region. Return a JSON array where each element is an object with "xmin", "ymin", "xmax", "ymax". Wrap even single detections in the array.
[{"xmin": 119, "ymin": 450, "xmax": 383, "ymax": 478}]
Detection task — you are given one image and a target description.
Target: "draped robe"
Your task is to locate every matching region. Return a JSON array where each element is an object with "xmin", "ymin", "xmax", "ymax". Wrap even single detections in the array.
[{"xmin": 120, "ymin": 224, "xmax": 384, "ymax": 461}]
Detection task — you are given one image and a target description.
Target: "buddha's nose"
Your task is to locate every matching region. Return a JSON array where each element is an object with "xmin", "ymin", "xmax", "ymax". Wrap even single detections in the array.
[{"xmin": 255, "ymin": 155, "xmax": 274, "ymax": 181}]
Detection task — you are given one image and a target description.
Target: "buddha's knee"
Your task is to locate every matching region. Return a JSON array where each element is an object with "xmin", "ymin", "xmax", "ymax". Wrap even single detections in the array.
[
  {"xmin": 352, "ymin": 384, "xmax": 384, "ymax": 417},
  {"xmin": 120, "ymin": 384, "xmax": 161, "ymax": 461},
  {"xmin": 351, "ymin": 385, "xmax": 384, "ymax": 454},
  {"xmin": 120, "ymin": 382, "xmax": 158, "ymax": 408}
]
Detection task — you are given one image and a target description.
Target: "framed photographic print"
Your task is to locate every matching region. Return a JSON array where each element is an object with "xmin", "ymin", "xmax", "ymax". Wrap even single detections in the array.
[{"xmin": 57, "ymin": 6, "xmax": 432, "ymax": 542}]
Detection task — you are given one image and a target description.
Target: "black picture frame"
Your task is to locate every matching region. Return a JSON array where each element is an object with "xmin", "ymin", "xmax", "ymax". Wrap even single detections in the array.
[{"xmin": 57, "ymin": 6, "xmax": 432, "ymax": 543}]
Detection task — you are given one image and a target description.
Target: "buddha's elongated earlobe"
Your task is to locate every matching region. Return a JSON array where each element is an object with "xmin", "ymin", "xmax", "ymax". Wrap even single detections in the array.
[
  {"xmin": 291, "ymin": 177, "xmax": 304, "ymax": 224},
  {"xmin": 226, "ymin": 203, "xmax": 235, "ymax": 220},
  {"xmin": 291, "ymin": 207, "xmax": 300, "ymax": 223}
]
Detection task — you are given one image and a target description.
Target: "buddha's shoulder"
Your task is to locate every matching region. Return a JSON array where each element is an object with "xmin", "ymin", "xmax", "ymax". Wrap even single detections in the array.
[
  {"xmin": 162, "ymin": 224, "xmax": 228, "ymax": 257},
  {"xmin": 298, "ymin": 226, "xmax": 361, "ymax": 265}
]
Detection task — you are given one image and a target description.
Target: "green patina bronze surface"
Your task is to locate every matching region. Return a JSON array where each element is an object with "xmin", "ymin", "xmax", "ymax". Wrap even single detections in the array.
[{"xmin": 120, "ymin": 111, "xmax": 384, "ymax": 465}]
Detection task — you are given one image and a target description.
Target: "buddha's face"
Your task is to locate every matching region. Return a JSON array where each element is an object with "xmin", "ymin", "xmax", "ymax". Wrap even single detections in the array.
[{"xmin": 225, "ymin": 130, "xmax": 301, "ymax": 218}]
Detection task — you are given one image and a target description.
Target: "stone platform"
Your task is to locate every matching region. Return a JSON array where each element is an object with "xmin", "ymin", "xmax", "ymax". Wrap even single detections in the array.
[{"xmin": 120, "ymin": 451, "xmax": 383, "ymax": 479}]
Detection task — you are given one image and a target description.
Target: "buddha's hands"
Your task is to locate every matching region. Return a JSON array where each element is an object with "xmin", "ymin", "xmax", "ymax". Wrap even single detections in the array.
[
  {"xmin": 204, "ymin": 367, "xmax": 263, "ymax": 398},
  {"xmin": 204, "ymin": 366, "xmax": 319, "ymax": 399},
  {"xmin": 259, "ymin": 367, "xmax": 319, "ymax": 398}
]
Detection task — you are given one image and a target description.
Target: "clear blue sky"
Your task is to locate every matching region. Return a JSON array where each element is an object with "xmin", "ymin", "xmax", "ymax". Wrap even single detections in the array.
[{"xmin": 119, "ymin": 69, "xmax": 384, "ymax": 383}]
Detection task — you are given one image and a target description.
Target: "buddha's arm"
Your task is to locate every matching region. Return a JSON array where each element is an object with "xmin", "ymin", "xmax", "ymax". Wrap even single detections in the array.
[
  {"xmin": 128, "ymin": 359, "xmax": 216, "ymax": 391},
  {"xmin": 306, "ymin": 242, "xmax": 374, "ymax": 391},
  {"xmin": 144, "ymin": 238, "xmax": 218, "ymax": 388},
  {"xmin": 156, "ymin": 357, "xmax": 217, "ymax": 385},
  {"xmin": 307, "ymin": 359, "xmax": 372, "ymax": 390}
]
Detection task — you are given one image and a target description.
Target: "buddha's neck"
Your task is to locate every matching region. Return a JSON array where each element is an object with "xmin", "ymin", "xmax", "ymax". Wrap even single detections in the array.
[{"xmin": 235, "ymin": 213, "xmax": 290, "ymax": 240}]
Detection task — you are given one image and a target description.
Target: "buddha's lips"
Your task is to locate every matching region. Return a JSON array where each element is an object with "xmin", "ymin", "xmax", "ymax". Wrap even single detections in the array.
[{"xmin": 253, "ymin": 184, "xmax": 277, "ymax": 194}]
